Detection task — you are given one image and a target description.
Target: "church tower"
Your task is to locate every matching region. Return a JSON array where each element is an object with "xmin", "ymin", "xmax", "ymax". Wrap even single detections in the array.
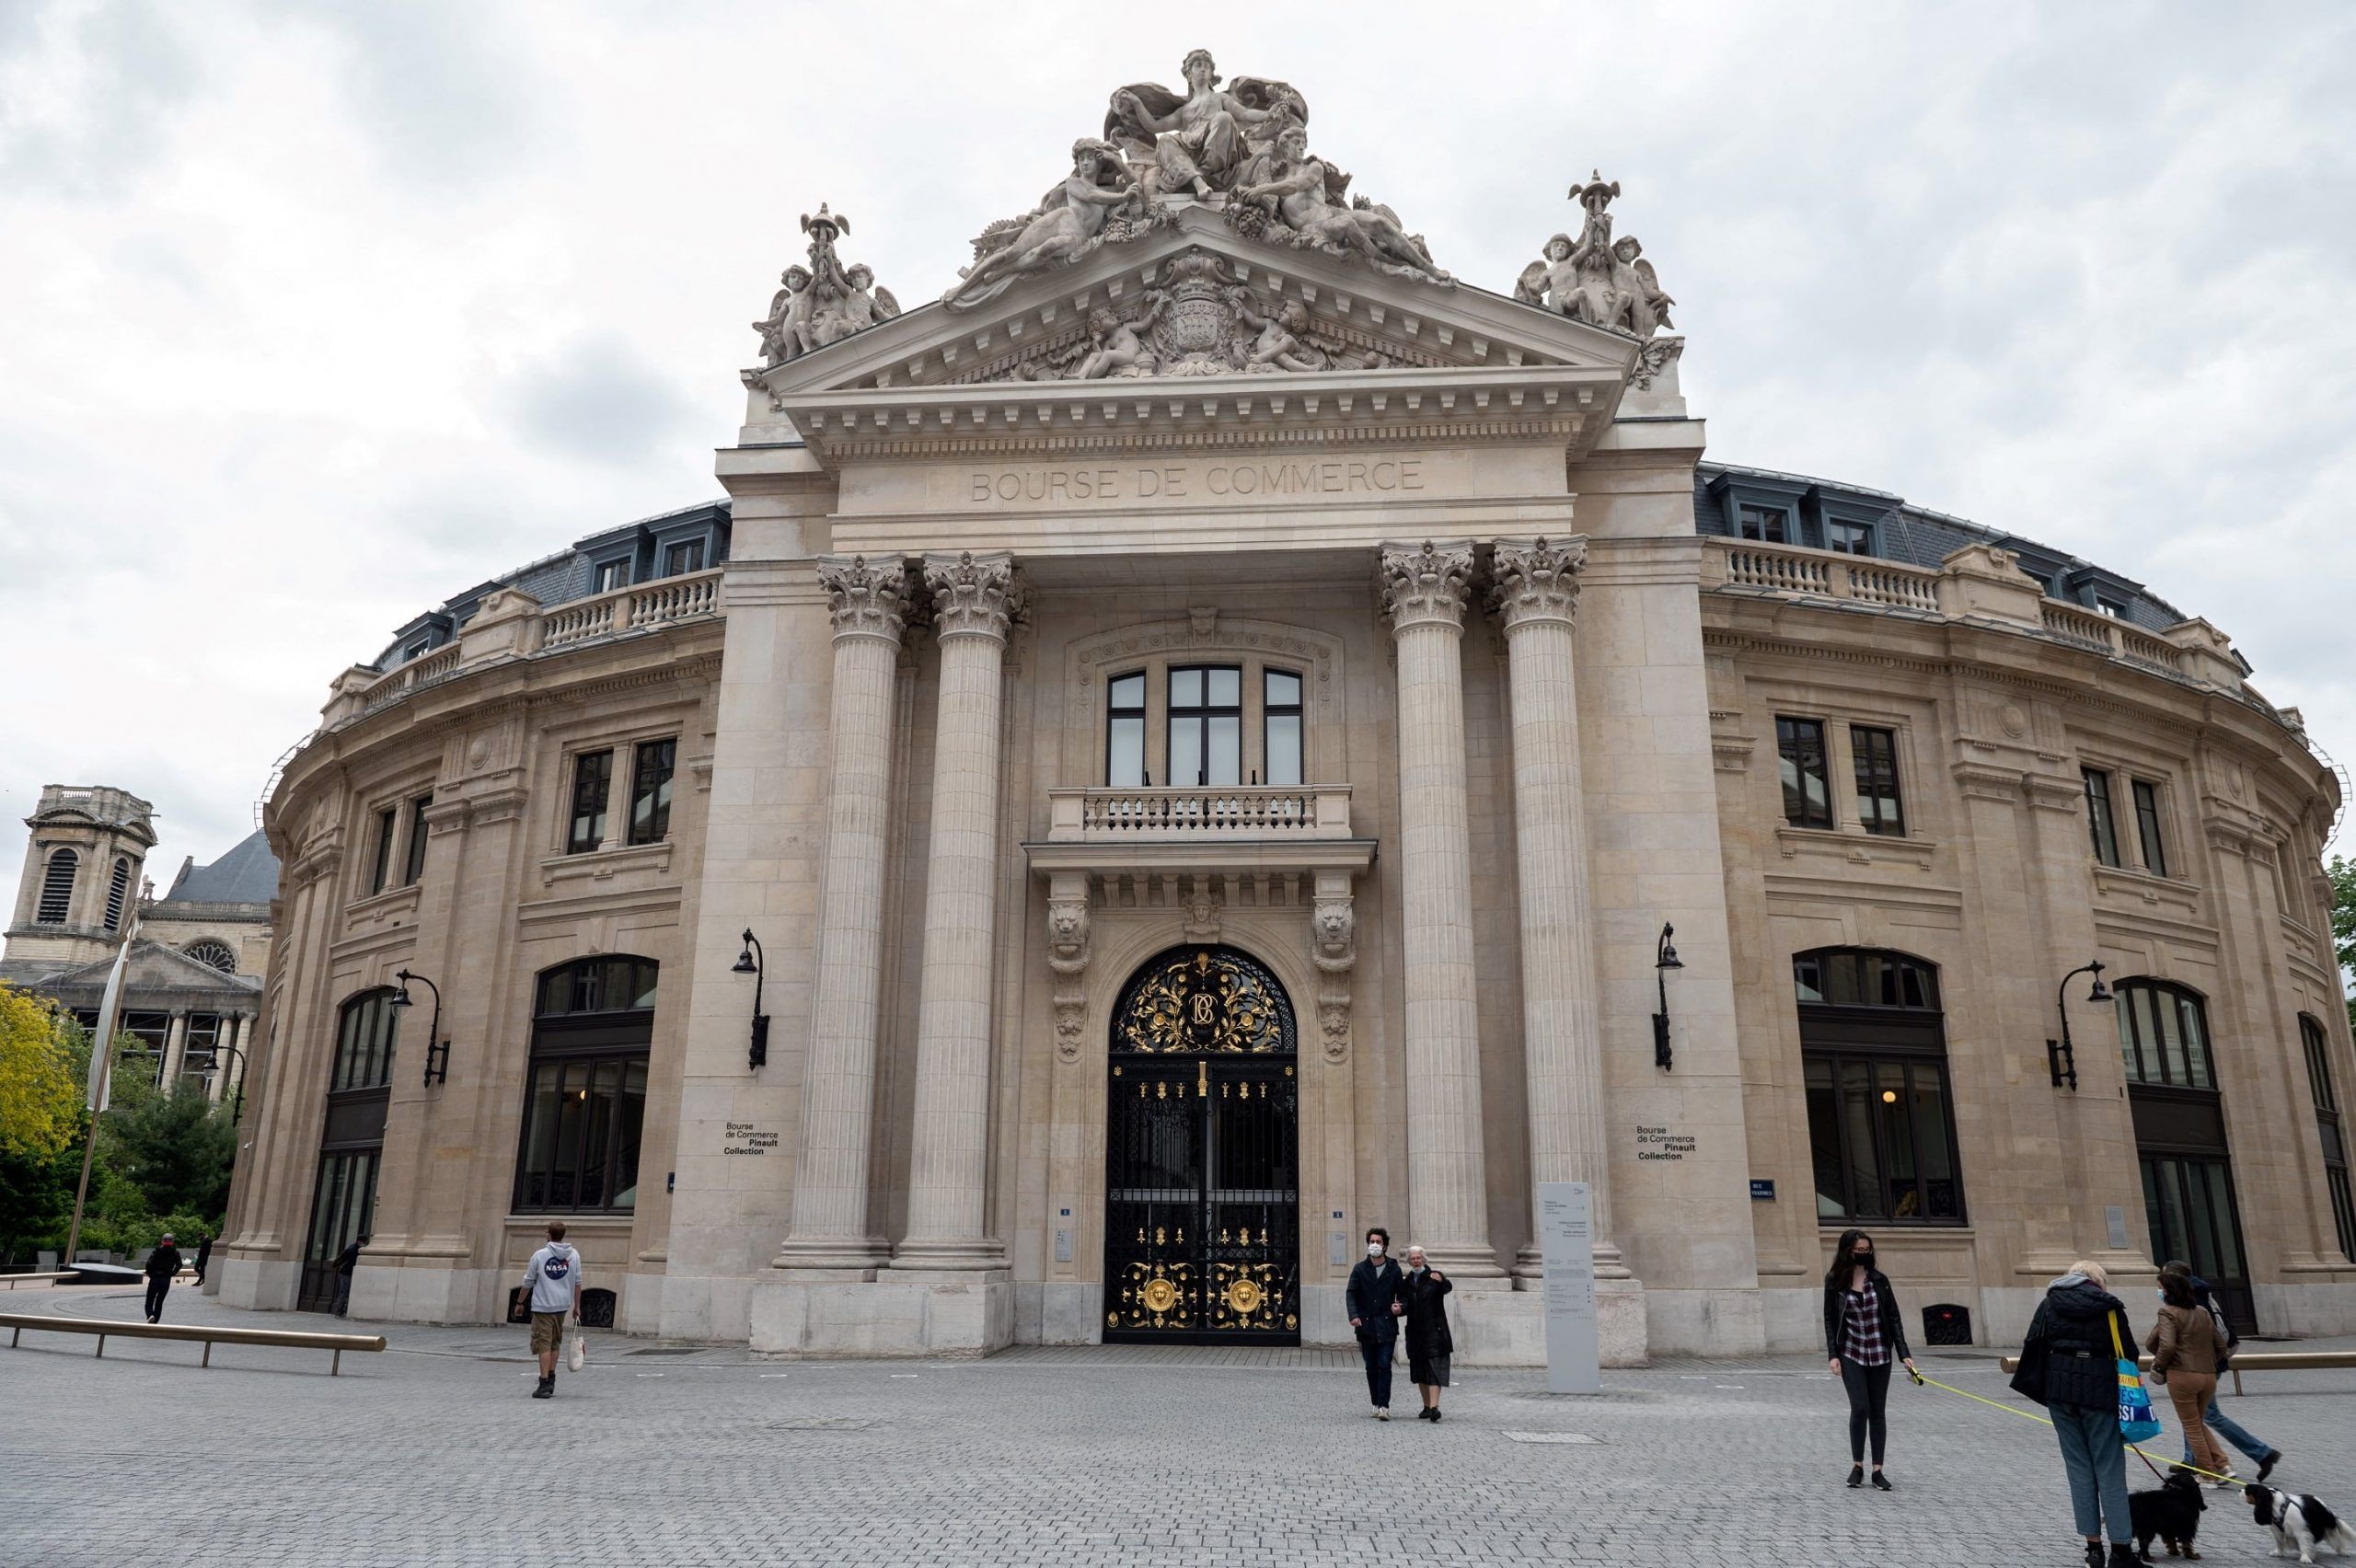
[{"xmin": 4, "ymin": 784, "xmax": 157, "ymax": 971}]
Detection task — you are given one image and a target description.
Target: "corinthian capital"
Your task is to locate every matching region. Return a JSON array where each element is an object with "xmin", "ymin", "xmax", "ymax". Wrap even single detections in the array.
[
  {"xmin": 1377, "ymin": 539, "xmax": 1476, "ymax": 634},
  {"xmin": 1489, "ymin": 536, "xmax": 1589, "ymax": 632},
  {"xmin": 923, "ymin": 550, "xmax": 1022, "ymax": 642},
  {"xmin": 816, "ymin": 554, "xmax": 917, "ymax": 644}
]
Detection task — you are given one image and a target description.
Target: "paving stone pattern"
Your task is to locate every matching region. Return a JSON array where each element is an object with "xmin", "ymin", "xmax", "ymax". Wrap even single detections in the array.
[{"xmin": 4, "ymin": 1287, "xmax": 2353, "ymax": 1566}]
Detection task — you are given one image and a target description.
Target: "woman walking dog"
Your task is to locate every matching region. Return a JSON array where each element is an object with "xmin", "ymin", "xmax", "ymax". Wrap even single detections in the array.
[
  {"xmin": 2012, "ymin": 1260, "xmax": 2142, "ymax": 1567},
  {"xmin": 1824, "ymin": 1228, "xmax": 1916, "ymax": 1489}
]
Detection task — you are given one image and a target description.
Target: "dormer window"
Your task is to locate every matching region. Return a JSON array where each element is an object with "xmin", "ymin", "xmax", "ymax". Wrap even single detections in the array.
[
  {"xmin": 594, "ymin": 559, "xmax": 630, "ymax": 594},
  {"xmin": 663, "ymin": 539, "xmax": 706, "ymax": 576},
  {"xmin": 1825, "ymin": 520, "xmax": 1875, "ymax": 557},
  {"xmin": 1738, "ymin": 504, "xmax": 1789, "ymax": 544}
]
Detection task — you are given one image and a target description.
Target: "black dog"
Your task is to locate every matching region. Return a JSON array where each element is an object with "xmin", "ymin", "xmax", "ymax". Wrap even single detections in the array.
[{"xmin": 2129, "ymin": 1470, "xmax": 2207, "ymax": 1561}]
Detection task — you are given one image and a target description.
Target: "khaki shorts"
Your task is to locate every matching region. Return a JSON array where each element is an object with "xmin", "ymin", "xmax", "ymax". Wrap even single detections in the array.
[{"xmin": 529, "ymin": 1311, "xmax": 569, "ymax": 1355}]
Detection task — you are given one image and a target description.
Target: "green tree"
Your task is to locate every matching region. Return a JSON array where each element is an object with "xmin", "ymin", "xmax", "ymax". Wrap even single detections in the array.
[
  {"xmin": 2331, "ymin": 853, "xmax": 2356, "ymax": 1032},
  {"xmin": 0, "ymin": 984, "xmax": 80, "ymax": 1163},
  {"xmin": 106, "ymin": 1081, "xmax": 236, "ymax": 1223}
]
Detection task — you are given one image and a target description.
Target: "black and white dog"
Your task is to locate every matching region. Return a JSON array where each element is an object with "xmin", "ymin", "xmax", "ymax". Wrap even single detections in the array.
[
  {"xmin": 2129, "ymin": 1470, "xmax": 2206, "ymax": 1560},
  {"xmin": 2246, "ymin": 1484, "xmax": 2356, "ymax": 1563}
]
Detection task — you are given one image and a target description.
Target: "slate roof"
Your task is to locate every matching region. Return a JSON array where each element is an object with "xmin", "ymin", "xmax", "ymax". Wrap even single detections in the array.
[{"xmin": 157, "ymin": 830, "xmax": 280, "ymax": 909}]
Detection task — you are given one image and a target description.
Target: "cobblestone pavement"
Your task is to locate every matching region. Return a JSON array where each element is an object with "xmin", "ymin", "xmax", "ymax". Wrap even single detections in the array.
[{"xmin": 4, "ymin": 1286, "xmax": 2353, "ymax": 1566}]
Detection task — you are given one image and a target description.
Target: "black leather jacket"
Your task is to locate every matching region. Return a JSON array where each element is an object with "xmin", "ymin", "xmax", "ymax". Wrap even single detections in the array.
[{"xmin": 1823, "ymin": 1267, "xmax": 1911, "ymax": 1362}]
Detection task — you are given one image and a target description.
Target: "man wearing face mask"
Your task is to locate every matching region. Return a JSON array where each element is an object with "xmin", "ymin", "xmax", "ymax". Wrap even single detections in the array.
[{"xmin": 1345, "ymin": 1226, "xmax": 1405, "ymax": 1419}]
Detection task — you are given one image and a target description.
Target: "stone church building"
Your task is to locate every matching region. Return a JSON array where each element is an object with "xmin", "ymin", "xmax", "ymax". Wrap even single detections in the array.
[{"xmin": 218, "ymin": 56, "xmax": 2354, "ymax": 1358}]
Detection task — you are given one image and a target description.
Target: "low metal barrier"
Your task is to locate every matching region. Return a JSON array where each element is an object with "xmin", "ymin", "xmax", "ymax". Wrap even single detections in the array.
[
  {"xmin": 0, "ymin": 1312, "xmax": 387, "ymax": 1375},
  {"xmin": 1997, "ymin": 1349, "xmax": 2356, "ymax": 1397},
  {"xmin": 0, "ymin": 1273, "xmax": 76, "ymax": 1289}
]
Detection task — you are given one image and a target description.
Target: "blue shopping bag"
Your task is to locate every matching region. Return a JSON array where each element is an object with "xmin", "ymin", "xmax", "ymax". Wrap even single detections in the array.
[{"xmin": 2110, "ymin": 1315, "xmax": 2161, "ymax": 1443}]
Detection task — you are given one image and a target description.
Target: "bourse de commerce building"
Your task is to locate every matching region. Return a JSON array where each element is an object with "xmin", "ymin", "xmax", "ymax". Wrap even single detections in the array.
[{"xmin": 215, "ymin": 57, "xmax": 2356, "ymax": 1363}]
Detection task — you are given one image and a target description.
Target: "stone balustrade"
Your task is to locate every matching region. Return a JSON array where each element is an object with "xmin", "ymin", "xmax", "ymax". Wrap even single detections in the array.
[
  {"xmin": 1703, "ymin": 538, "xmax": 2247, "ymax": 692},
  {"xmin": 1044, "ymin": 786, "xmax": 1355, "ymax": 841},
  {"xmin": 324, "ymin": 568, "xmax": 725, "ymax": 729}
]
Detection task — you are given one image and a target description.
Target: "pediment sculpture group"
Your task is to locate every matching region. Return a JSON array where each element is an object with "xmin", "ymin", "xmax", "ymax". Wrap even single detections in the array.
[{"xmin": 748, "ymin": 50, "xmax": 1679, "ymax": 382}]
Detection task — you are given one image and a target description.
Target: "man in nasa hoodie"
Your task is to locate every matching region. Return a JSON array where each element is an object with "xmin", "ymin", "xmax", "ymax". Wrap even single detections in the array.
[{"xmin": 521, "ymin": 1220, "xmax": 581, "ymax": 1400}]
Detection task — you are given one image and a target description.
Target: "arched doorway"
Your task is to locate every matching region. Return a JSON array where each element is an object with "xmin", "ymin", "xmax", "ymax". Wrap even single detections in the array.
[{"xmin": 1103, "ymin": 944, "xmax": 1299, "ymax": 1345}]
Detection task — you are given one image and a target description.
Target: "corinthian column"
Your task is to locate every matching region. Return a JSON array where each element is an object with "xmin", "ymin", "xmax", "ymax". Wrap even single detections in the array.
[
  {"xmin": 1378, "ymin": 540, "xmax": 1503, "ymax": 1278},
  {"xmin": 1491, "ymin": 537, "xmax": 1624, "ymax": 1279},
  {"xmin": 893, "ymin": 551, "xmax": 1021, "ymax": 1272},
  {"xmin": 774, "ymin": 555, "xmax": 916, "ymax": 1276}
]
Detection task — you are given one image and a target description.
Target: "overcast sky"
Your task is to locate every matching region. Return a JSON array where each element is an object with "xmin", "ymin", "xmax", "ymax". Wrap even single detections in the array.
[{"xmin": 3, "ymin": 0, "xmax": 2352, "ymax": 896}]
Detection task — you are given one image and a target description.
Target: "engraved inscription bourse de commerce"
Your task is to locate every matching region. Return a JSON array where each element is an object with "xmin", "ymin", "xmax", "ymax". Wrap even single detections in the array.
[{"xmin": 214, "ymin": 51, "xmax": 2356, "ymax": 1361}]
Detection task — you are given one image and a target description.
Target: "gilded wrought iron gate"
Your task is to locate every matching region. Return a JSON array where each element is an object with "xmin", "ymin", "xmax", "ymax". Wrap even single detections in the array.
[{"xmin": 1103, "ymin": 946, "xmax": 1299, "ymax": 1344}]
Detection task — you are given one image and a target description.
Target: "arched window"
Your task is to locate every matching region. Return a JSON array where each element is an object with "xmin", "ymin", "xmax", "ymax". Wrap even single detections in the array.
[
  {"xmin": 331, "ymin": 989, "xmax": 402, "ymax": 1092},
  {"xmin": 2303, "ymin": 1014, "xmax": 2356, "ymax": 1262},
  {"xmin": 514, "ymin": 957, "xmax": 655, "ymax": 1213},
  {"xmin": 184, "ymin": 940, "xmax": 238, "ymax": 974},
  {"xmin": 104, "ymin": 858, "xmax": 131, "ymax": 931},
  {"xmin": 2112, "ymin": 979, "xmax": 2215, "ymax": 1090},
  {"xmin": 36, "ymin": 848, "xmax": 77, "ymax": 924},
  {"xmin": 1795, "ymin": 948, "xmax": 1964, "ymax": 1225}
]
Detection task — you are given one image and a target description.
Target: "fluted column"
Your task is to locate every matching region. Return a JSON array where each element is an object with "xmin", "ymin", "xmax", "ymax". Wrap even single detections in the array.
[
  {"xmin": 1378, "ymin": 540, "xmax": 1502, "ymax": 1277},
  {"xmin": 893, "ymin": 551, "xmax": 1021, "ymax": 1272},
  {"xmin": 775, "ymin": 555, "xmax": 917, "ymax": 1276},
  {"xmin": 1492, "ymin": 536, "xmax": 1624, "ymax": 1279}
]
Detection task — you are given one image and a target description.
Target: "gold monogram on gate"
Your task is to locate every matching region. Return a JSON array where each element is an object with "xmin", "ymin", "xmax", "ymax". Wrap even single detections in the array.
[{"xmin": 1114, "ymin": 948, "xmax": 1292, "ymax": 1055}]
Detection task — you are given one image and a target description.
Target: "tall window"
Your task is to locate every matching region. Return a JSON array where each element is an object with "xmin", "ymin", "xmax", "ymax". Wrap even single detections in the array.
[
  {"xmin": 1825, "ymin": 520, "xmax": 1874, "ymax": 556},
  {"xmin": 514, "ymin": 957, "xmax": 655, "ymax": 1213},
  {"xmin": 1796, "ymin": 949, "xmax": 1963, "ymax": 1225},
  {"xmin": 1167, "ymin": 666, "xmax": 1242, "ymax": 788},
  {"xmin": 2304, "ymin": 1015, "xmax": 2356, "ymax": 1262},
  {"xmin": 1105, "ymin": 673, "xmax": 1147, "ymax": 787},
  {"xmin": 1264, "ymin": 669, "xmax": 1303, "ymax": 788},
  {"xmin": 628, "ymin": 739, "xmax": 676, "ymax": 845},
  {"xmin": 331, "ymin": 989, "xmax": 401, "ymax": 1092},
  {"xmin": 402, "ymin": 794, "xmax": 432, "ymax": 885},
  {"xmin": 2131, "ymin": 779, "xmax": 2168, "ymax": 877},
  {"xmin": 368, "ymin": 807, "xmax": 399, "ymax": 894},
  {"xmin": 1776, "ymin": 717, "xmax": 1832, "ymax": 829},
  {"xmin": 568, "ymin": 749, "xmax": 614, "ymax": 854},
  {"xmin": 2084, "ymin": 768, "xmax": 2121, "ymax": 867},
  {"xmin": 104, "ymin": 858, "xmax": 131, "ymax": 930},
  {"xmin": 1738, "ymin": 504, "xmax": 1789, "ymax": 543},
  {"xmin": 663, "ymin": 539, "xmax": 705, "ymax": 576},
  {"xmin": 36, "ymin": 848, "xmax": 76, "ymax": 924},
  {"xmin": 2113, "ymin": 979, "xmax": 2215, "ymax": 1090},
  {"xmin": 1850, "ymin": 726, "xmax": 1905, "ymax": 836}
]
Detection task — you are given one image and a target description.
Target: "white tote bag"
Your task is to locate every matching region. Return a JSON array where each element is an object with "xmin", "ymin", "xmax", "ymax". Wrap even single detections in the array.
[{"xmin": 567, "ymin": 1327, "xmax": 585, "ymax": 1373}]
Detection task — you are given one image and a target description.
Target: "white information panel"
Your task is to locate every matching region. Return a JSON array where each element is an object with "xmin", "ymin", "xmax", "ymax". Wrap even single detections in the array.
[{"xmin": 1538, "ymin": 1181, "xmax": 1600, "ymax": 1395}]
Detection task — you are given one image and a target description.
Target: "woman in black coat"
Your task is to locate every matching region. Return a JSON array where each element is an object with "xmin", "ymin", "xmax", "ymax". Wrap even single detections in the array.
[
  {"xmin": 1400, "ymin": 1243, "xmax": 1455, "ymax": 1422},
  {"xmin": 1824, "ymin": 1228, "xmax": 1915, "ymax": 1488}
]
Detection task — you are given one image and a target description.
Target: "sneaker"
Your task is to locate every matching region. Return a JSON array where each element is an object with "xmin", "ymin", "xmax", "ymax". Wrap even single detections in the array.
[
  {"xmin": 2258, "ymin": 1452, "xmax": 2280, "ymax": 1484},
  {"xmin": 1847, "ymin": 1466, "xmax": 1864, "ymax": 1489},
  {"xmin": 1427, "ymin": 1408, "xmax": 1442, "ymax": 1424},
  {"xmin": 532, "ymin": 1376, "xmax": 553, "ymax": 1400},
  {"xmin": 2210, "ymin": 1474, "xmax": 2240, "ymax": 1491},
  {"xmin": 1375, "ymin": 1407, "xmax": 1390, "ymax": 1421},
  {"xmin": 1870, "ymin": 1471, "xmax": 1892, "ymax": 1491},
  {"xmin": 2107, "ymin": 1544, "xmax": 2138, "ymax": 1567}
]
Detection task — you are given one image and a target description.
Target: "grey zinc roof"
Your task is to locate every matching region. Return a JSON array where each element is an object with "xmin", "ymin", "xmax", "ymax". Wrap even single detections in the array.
[{"xmin": 157, "ymin": 829, "xmax": 281, "ymax": 907}]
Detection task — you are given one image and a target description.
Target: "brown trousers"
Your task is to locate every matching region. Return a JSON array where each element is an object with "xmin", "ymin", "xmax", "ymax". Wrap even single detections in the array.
[{"xmin": 2163, "ymin": 1371, "xmax": 2230, "ymax": 1476}]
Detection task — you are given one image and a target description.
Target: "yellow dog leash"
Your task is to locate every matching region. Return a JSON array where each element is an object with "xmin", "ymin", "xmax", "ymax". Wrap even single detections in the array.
[{"xmin": 1902, "ymin": 1366, "xmax": 2243, "ymax": 1488}]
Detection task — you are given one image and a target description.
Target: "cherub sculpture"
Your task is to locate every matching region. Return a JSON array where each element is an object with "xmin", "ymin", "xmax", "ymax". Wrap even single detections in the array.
[
  {"xmin": 1610, "ymin": 236, "xmax": 1674, "ymax": 338},
  {"xmin": 752, "ymin": 264, "xmax": 816, "ymax": 367},
  {"xmin": 810, "ymin": 261, "xmax": 900, "ymax": 349},
  {"xmin": 1103, "ymin": 49, "xmax": 1302, "ymax": 199},
  {"xmin": 747, "ymin": 203, "xmax": 901, "ymax": 365},
  {"xmin": 1514, "ymin": 172, "xmax": 1676, "ymax": 340},
  {"xmin": 1070, "ymin": 294, "xmax": 1166, "ymax": 379},
  {"xmin": 1237, "ymin": 296, "xmax": 1325, "ymax": 373},
  {"xmin": 946, "ymin": 140, "xmax": 1142, "ymax": 311}
]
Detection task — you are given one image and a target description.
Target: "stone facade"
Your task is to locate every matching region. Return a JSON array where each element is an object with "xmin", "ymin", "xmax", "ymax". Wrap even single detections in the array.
[{"xmin": 216, "ymin": 63, "xmax": 2354, "ymax": 1359}]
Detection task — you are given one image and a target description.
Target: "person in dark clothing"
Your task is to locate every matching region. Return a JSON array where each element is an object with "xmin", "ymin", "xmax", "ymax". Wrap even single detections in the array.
[
  {"xmin": 143, "ymin": 1234, "xmax": 182, "ymax": 1322},
  {"xmin": 1399, "ymin": 1244, "xmax": 1454, "ymax": 1422},
  {"xmin": 2160, "ymin": 1260, "xmax": 2280, "ymax": 1484},
  {"xmin": 331, "ymin": 1235, "xmax": 365, "ymax": 1317},
  {"xmin": 1345, "ymin": 1226, "xmax": 1404, "ymax": 1419},
  {"xmin": 2010, "ymin": 1259, "xmax": 2142, "ymax": 1568},
  {"xmin": 1823, "ymin": 1228, "xmax": 1916, "ymax": 1489},
  {"xmin": 192, "ymin": 1233, "xmax": 212, "ymax": 1286}
]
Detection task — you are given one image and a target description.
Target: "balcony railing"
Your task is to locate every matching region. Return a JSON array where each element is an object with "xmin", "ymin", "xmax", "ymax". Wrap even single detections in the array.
[
  {"xmin": 1703, "ymin": 538, "xmax": 2244, "ymax": 689},
  {"xmin": 328, "ymin": 568, "xmax": 725, "ymax": 729},
  {"xmin": 1045, "ymin": 786, "xmax": 1355, "ymax": 842}
]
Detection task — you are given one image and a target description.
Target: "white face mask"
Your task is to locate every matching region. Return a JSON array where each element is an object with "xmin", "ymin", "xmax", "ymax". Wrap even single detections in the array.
[{"xmin": 1367, "ymin": 1242, "xmax": 1384, "ymax": 1258}]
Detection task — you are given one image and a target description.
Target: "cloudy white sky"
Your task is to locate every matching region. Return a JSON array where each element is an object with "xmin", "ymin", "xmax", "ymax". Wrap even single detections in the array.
[{"xmin": 3, "ymin": 0, "xmax": 2352, "ymax": 893}]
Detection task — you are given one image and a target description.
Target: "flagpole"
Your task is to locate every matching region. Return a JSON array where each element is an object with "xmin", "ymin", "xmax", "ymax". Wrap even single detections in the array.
[{"xmin": 62, "ymin": 916, "xmax": 137, "ymax": 1271}]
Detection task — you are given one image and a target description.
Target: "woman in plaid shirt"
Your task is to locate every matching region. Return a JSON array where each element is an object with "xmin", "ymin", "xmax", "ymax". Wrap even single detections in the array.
[{"xmin": 1824, "ymin": 1228, "xmax": 1916, "ymax": 1489}]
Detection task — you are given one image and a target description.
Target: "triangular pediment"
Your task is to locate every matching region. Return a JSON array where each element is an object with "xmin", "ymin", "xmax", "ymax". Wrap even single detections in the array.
[
  {"xmin": 745, "ymin": 207, "xmax": 1647, "ymax": 468},
  {"xmin": 49, "ymin": 940, "xmax": 258, "ymax": 994}
]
